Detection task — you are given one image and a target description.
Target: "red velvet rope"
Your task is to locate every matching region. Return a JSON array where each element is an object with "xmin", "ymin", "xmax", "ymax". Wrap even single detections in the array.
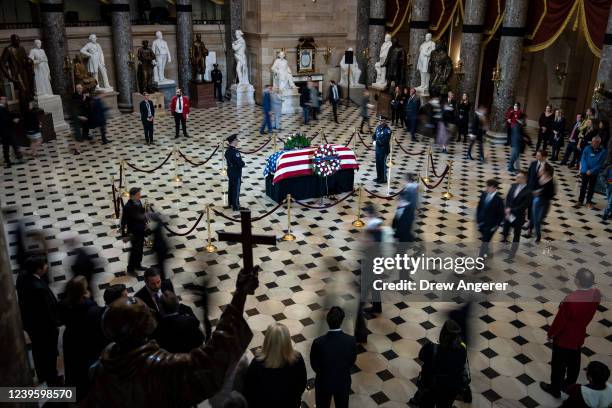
[
  {"xmin": 356, "ymin": 131, "xmax": 373, "ymax": 150},
  {"xmin": 178, "ymin": 145, "xmax": 220, "ymax": 167},
  {"xmin": 308, "ymin": 131, "xmax": 321, "ymax": 141},
  {"xmin": 429, "ymin": 153, "xmax": 445, "ymax": 178},
  {"xmin": 160, "ymin": 211, "xmax": 206, "ymax": 236},
  {"xmin": 394, "ymin": 137, "xmax": 428, "ymax": 156},
  {"xmin": 211, "ymin": 199, "xmax": 286, "ymax": 223},
  {"xmin": 293, "ymin": 189, "xmax": 356, "ymax": 209},
  {"xmin": 362, "ymin": 187, "xmax": 404, "ymax": 200},
  {"xmin": 124, "ymin": 151, "xmax": 173, "ymax": 173},
  {"xmin": 343, "ymin": 132, "xmax": 355, "ymax": 147},
  {"xmin": 421, "ymin": 165, "xmax": 450, "ymax": 189},
  {"xmin": 238, "ymin": 138, "xmax": 272, "ymax": 154}
]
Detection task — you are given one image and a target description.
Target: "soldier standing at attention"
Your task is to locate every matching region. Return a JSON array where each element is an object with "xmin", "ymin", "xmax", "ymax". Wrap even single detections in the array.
[
  {"xmin": 225, "ymin": 134, "xmax": 245, "ymax": 211},
  {"xmin": 372, "ymin": 117, "xmax": 392, "ymax": 184}
]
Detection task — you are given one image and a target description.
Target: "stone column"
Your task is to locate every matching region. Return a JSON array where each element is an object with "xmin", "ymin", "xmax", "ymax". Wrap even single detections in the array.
[
  {"xmin": 224, "ymin": 0, "xmax": 242, "ymax": 89},
  {"xmin": 367, "ymin": 0, "xmax": 385, "ymax": 85},
  {"xmin": 176, "ymin": 0, "xmax": 194, "ymax": 96},
  {"xmin": 110, "ymin": 0, "xmax": 133, "ymax": 112},
  {"xmin": 39, "ymin": 0, "xmax": 67, "ymax": 95},
  {"xmin": 489, "ymin": 0, "xmax": 528, "ymax": 139},
  {"xmin": 458, "ymin": 0, "xmax": 486, "ymax": 104},
  {"xmin": 407, "ymin": 0, "xmax": 430, "ymax": 87},
  {"xmin": 593, "ymin": 7, "xmax": 612, "ymax": 128},
  {"xmin": 356, "ymin": 0, "xmax": 370, "ymax": 84},
  {"xmin": 0, "ymin": 210, "xmax": 32, "ymax": 391}
]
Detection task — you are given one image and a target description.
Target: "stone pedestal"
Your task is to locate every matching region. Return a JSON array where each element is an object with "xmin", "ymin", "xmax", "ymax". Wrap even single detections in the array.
[
  {"xmin": 189, "ymin": 81, "xmax": 216, "ymax": 108},
  {"xmin": 280, "ymin": 90, "xmax": 300, "ymax": 114},
  {"xmin": 132, "ymin": 92, "xmax": 165, "ymax": 115},
  {"xmin": 231, "ymin": 83, "xmax": 255, "ymax": 106},
  {"xmin": 154, "ymin": 81, "xmax": 176, "ymax": 108},
  {"xmin": 340, "ymin": 83, "xmax": 365, "ymax": 102},
  {"xmin": 96, "ymin": 90, "xmax": 120, "ymax": 117},
  {"xmin": 369, "ymin": 86, "xmax": 391, "ymax": 119},
  {"xmin": 36, "ymin": 94, "xmax": 69, "ymax": 132}
]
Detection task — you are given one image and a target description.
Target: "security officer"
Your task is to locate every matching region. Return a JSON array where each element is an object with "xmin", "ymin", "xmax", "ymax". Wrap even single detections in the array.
[
  {"xmin": 211, "ymin": 63, "xmax": 223, "ymax": 102},
  {"xmin": 225, "ymin": 134, "xmax": 245, "ymax": 211},
  {"xmin": 121, "ymin": 187, "xmax": 147, "ymax": 275},
  {"xmin": 372, "ymin": 116, "xmax": 392, "ymax": 183}
]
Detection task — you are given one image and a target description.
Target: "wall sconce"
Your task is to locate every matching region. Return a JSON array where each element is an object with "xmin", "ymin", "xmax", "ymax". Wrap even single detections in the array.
[
  {"xmin": 454, "ymin": 59, "xmax": 464, "ymax": 82},
  {"xmin": 362, "ymin": 47, "xmax": 370, "ymax": 61},
  {"xmin": 63, "ymin": 56, "xmax": 73, "ymax": 72},
  {"xmin": 322, "ymin": 47, "xmax": 332, "ymax": 64},
  {"xmin": 592, "ymin": 81, "xmax": 611, "ymax": 104},
  {"xmin": 406, "ymin": 53, "xmax": 413, "ymax": 70},
  {"xmin": 555, "ymin": 62, "xmax": 567, "ymax": 85},
  {"xmin": 492, "ymin": 65, "xmax": 502, "ymax": 92},
  {"xmin": 128, "ymin": 51, "xmax": 136, "ymax": 68}
]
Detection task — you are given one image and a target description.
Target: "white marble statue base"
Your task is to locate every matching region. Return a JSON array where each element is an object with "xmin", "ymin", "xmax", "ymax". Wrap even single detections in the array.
[
  {"xmin": 95, "ymin": 90, "xmax": 120, "ymax": 117},
  {"xmin": 231, "ymin": 84, "xmax": 255, "ymax": 106},
  {"xmin": 35, "ymin": 94, "xmax": 69, "ymax": 132},
  {"xmin": 371, "ymin": 83, "xmax": 386, "ymax": 91},
  {"xmin": 279, "ymin": 90, "xmax": 300, "ymax": 114},
  {"xmin": 339, "ymin": 83, "xmax": 365, "ymax": 100}
]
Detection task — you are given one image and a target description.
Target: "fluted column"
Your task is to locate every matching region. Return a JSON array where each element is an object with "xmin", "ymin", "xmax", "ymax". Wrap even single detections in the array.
[
  {"xmin": 176, "ymin": 0, "xmax": 193, "ymax": 96},
  {"xmin": 224, "ymin": 0, "xmax": 242, "ymax": 88},
  {"xmin": 39, "ymin": 0, "xmax": 67, "ymax": 95},
  {"xmin": 593, "ymin": 7, "xmax": 612, "ymax": 127},
  {"xmin": 458, "ymin": 0, "xmax": 486, "ymax": 104},
  {"xmin": 407, "ymin": 0, "xmax": 430, "ymax": 87},
  {"xmin": 356, "ymin": 0, "xmax": 370, "ymax": 84},
  {"xmin": 489, "ymin": 0, "xmax": 528, "ymax": 137},
  {"xmin": 110, "ymin": 0, "xmax": 133, "ymax": 111},
  {"xmin": 367, "ymin": 0, "xmax": 385, "ymax": 85}
]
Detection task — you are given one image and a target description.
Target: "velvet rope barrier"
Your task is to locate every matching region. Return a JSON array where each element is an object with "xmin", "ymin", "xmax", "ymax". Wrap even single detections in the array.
[
  {"xmin": 362, "ymin": 187, "xmax": 404, "ymax": 200},
  {"xmin": 124, "ymin": 151, "xmax": 173, "ymax": 173},
  {"xmin": 111, "ymin": 183, "xmax": 119, "ymax": 218},
  {"xmin": 394, "ymin": 137, "xmax": 428, "ymax": 156},
  {"xmin": 293, "ymin": 189, "xmax": 356, "ymax": 210},
  {"xmin": 343, "ymin": 132, "xmax": 355, "ymax": 147},
  {"xmin": 211, "ymin": 199, "xmax": 286, "ymax": 223},
  {"xmin": 178, "ymin": 144, "xmax": 221, "ymax": 167},
  {"xmin": 356, "ymin": 131, "xmax": 373, "ymax": 150},
  {"xmin": 237, "ymin": 138, "xmax": 272, "ymax": 154},
  {"xmin": 160, "ymin": 211, "xmax": 206, "ymax": 237},
  {"xmin": 429, "ymin": 152, "xmax": 445, "ymax": 178},
  {"xmin": 308, "ymin": 130, "xmax": 321, "ymax": 142},
  {"xmin": 420, "ymin": 164, "xmax": 450, "ymax": 189}
]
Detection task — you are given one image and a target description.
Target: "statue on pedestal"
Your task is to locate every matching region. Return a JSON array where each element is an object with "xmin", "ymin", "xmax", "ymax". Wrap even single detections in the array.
[
  {"xmin": 189, "ymin": 33, "xmax": 208, "ymax": 82},
  {"xmin": 232, "ymin": 30, "xmax": 250, "ymax": 86},
  {"xmin": 373, "ymin": 34, "xmax": 392, "ymax": 87},
  {"xmin": 152, "ymin": 31, "xmax": 172, "ymax": 84},
  {"xmin": 271, "ymin": 50, "xmax": 297, "ymax": 92},
  {"xmin": 0, "ymin": 34, "xmax": 34, "ymax": 101},
  {"xmin": 80, "ymin": 34, "xmax": 113, "ymax": 91},
  {"xmin": 416, "ymin": 33, "xmax": 436, "ymax": 92},
  {"xmin": 383, "ymin": 37, "xmax": 406, "ymax": 88},
  {"xmin": 429, "ymin": 43, "xmax": 453, "ymax": 95},
  {"xmin": 339, "ymin": 48, "xmax": 362, "ymax": 87},
  {"xmin": 28, "ymin": 39, "xmax": 53, "ymax": 97},
  {"xmin": 137, "ymin": 40, "xmax": 156, "ymax": 94}
]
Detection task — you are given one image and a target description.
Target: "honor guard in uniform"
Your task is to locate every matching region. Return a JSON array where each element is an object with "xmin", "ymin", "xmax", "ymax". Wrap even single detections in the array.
[
  {"xmin": 225, "ymin": 134, "xmax": 245, "ymax": 211},
  {"xmin": 372, "ymin": 117, "xmax": 392, "ymax": 183}
]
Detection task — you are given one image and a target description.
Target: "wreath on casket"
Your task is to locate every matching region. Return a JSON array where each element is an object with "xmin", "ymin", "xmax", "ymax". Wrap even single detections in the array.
[{"xmin": 313, "ymin": 144, "xmax": 341, "ymax": 177}]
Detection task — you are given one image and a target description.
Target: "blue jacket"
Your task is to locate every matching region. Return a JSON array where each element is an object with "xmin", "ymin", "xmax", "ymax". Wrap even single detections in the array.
[
  {"xmin": 404, "ymin": 94, "xmax": 420, "ymax": 117},
  {"xmin": 262, "ymin": 89, "xmax": 272, "ymax": 113},
  {"xmin": 580, "ymin": 145, "xmax": 607, "ymax": 175},
  {"xmin": 373, "ymin": 124, "xmax": 391, "ymax": 154}
]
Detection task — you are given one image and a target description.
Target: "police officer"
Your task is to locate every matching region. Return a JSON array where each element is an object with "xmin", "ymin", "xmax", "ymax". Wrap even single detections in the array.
[
  {"xmin": 372, "ymin": 116, "xmax": 392, "ymax": 183},
  {"xmin": 121, "ymin": 187, "xmax": 147, "ymax": 275},
  {"xmin": 225, "ymin": 134, "xmax": 245, "ymax": 211},
  {"xmin": 211, "ymin": 63, "xmax": 223, "ymax": 102}
]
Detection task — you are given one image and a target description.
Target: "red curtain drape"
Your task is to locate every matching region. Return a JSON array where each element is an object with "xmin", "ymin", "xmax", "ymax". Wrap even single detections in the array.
[
  {"xmin": 386, "ymin": 0, "xmax": 411, "ymax": 36},
  {"xmin": 429, "ymin": 0, "xmax": 463, "ymax": 40},
  {"xmin": 483, "ymin": 0, "xmax": 505, "ymax": 45},
  {"xmin": 583, "ymin": 0, "xmax": 612, "ymax": 55}
]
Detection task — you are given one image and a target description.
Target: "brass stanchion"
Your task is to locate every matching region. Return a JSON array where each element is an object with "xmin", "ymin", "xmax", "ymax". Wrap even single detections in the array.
[
  {"xmin": 282, "ymin": 194, "xmax": 296, "ymax": 241},
  {"xmin": 352, "ymin": 184, "xmax": 365, "ymax": 227},
  {"xmin": 144, "ymin": 200, "xmax": 153, "ymax": 248},
  {"xmin": 423, "ymin": 145, "xmax": 432, "ymax": 184},
  {"xmin": 120, "ymin": 160, "xmax": 129, "ymax": 198},
  {"xmin": 205, "ymin": 204, "xmax": 217, "ymax": 253},
  {"xmin": 172, "ymin": 147, "xmax": 182, "ymax": 182},
  {"xmin": 386, "ymin": 136, "xmax": 394, "ymax": 195},
  {"xmin": 272, "ymin": 132, "xmax": 277, "ymax": 152},
  {"xmin": 110, "ymin": 176, "xmax": 119, "ymax": 219},
  {"xmin": 352, "ymin": 128, "xmax": 358, "ymax": 151},
  {"xmin": 220, "ymin": 142, "xmax": 227, "ymax": 176},
  {"xmin": 442, "ymin": 160, "xmax": 454, "ymax": 199}
]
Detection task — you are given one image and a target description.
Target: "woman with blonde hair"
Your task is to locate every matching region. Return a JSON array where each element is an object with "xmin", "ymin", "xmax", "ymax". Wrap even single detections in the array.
[{"xmin": 244, "ymin": 323, "xmax": 307, "ymax": 407}]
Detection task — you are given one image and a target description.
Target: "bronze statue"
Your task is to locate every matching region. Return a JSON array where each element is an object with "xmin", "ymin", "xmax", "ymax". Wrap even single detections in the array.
[
  {"xmin": 0, "ymin": 34, "xmax": 34, "ymax": 102},
  {"xmin": 73, "ymin": 54, "xmax": 98, "ymax": 94},
  {"xmin": 382, "ymin": 37, "xmax": 406, "ymax": 89},
  {"xmin": 429, "ymin": 43, "xmax": 453, "ymax": 95},
  {"xmin": 189, "ymin": 33, "xmax": 208, "ymax": 82},
  {"xmin": 137, "ymin": 40, "xmax": 156, "ymax": 93}
]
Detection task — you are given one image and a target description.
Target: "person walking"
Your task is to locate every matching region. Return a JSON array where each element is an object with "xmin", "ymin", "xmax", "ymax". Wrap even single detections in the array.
[
  {"xmin": 300, "ymin": 84, "xmax": 311, "ymax": 126},
  {"xmin": 393, "ymin": 173, "xmax": 419, "ymax": 242},
  {"xmin": 90, "ymin": 95, "xmax": 110, "ymax": 144},
  {"xmin": 390, "ymin": 86, "xmax": 402, "ymax": 126},
  {"xmin": 501, "ymin": 170, "xmax": 531, "ymax": 256},
  {"xmin": 139, "ymin": 92, "xmax": 155, "ymax": 145},
  {"xmin": 476, "ymin": 179, "xmax": 505, "ymax": 257},
  {"xmin": 211, "ymin": 63, "xmax": 223, "ymax": 102},
  {"xmin": 467, "ymin": 105, "xmax": 487, "ymax": 162},
  {"xmin": 536, "ymin": 105, "xmax": 555, "ymax": 154},
  {"xmin": 271, "ymin": 89, "xmax": 282, "ymax": 131},
  {"xmin": 0, "ymin": 96, "xmax": 23, "ymax": 166},
  {"xmin": 508, "ymin": 113, "xmax": 525, "ymax": 173},
  {"xmin": 359, "ymin": 89, "xmax": 372, "ymax": 134},
  {"xmin": 260, "ymin": 85, "xmax": 273, "ymax": 133},
  {"xmin": 121, "ymin": 187, "xmax": 147, "ymax": 275},
  {"xmin": 328, "ymin": 80, "xmax": 340, "ymax": 123},
  {"xmin": 456, "ymin": 93, "xmax": 470, "ymax": 143},
  {"xmin": 550, "ymin": 109, "xmax": 565, "ymax": 161},
  {"xmin": 529, "ymin": 162, "xmax": 555, "ymax": 242},
  {"xmin": 372, "ymin": 117, "xmax": 391, "ymax": 184},
  {"xmin": 170, "ymin": 88, "xmax": 190, "ymax": 139}
]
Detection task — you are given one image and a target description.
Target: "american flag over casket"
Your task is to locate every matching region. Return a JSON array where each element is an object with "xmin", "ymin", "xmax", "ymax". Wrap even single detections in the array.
[{"xmin": 264, "ymin": 144, "xmax": 359, "ymax": 184}]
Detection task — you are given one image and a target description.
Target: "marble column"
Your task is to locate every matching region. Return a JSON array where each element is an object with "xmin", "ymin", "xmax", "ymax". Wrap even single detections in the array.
[
  {"xmin": 458, "ymin": 0, "xmax": 486, "ymax": 104},
  {"xmin": 224, "ymin": 0, "xmax": 242, "ymax": 88},
  {"xmin": 593, "ymin": 6, "xmax": 612, "ymax": 129},
  {"xmin": 407, "ymin": 0, "xmax": 430, "ymax": 87},
  {"xmin": 356, "ymin": 0, "xmax": 370, "ymax": 84},
  {"xmin": 0, "ymin": 210, "xmax": 32, "ymax": 390},
  {"xmin": 176, "ymin": 0, "xmax": 193, "ymax": 96},
  {"xmin": 367, "ymin": 0, "xmax": 385, "ymax": 85},
  {"xmin": 39, "ymin": 0, "xmax": 67, "ymax": 94},
  {"xmin": 110, "ymin": 0, "xmax": 133, "ymax": 111},
  {"xmin": 489, "ymin": 0, "xmax": 528, "ymax": 138}
]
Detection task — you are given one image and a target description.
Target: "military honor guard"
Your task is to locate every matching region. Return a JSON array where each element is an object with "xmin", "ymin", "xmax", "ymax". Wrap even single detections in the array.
[
  {"xmin": 372, "ymin": 117, "xmax": 392, "ymax": 183},
  {"xmin": 225, "ymin": 134, "xmax": 245, "ymax": 211}
]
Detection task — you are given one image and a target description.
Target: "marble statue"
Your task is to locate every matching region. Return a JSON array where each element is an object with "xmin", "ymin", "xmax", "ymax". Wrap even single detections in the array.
[
  {"xmin": 0, "ymin": 34, "xmax": 34, "ymax": 101},
  {"xmin": 271, "ymin": 50, "xmax": 297, "ymax": 92},
  {"xmin": 339, "ymin": 48, "xmax": 362, "ymax": 87},
  {"xmin": 151, "ymin": 31, "xmax": 172, "ymax": 84},
  {"xmin": 137, "ymin": 40, "xmax": 156, "ymax": 94},
  {"xmin": 232, "ymin": 30, "xmax": 250, "ymax": 86},
  {"xmin": 73, "ymin": 54, "xmax": 97, "ymax": 93},
  {"xmin": 189, "ymin": 33, "xmax": 208, "ymax": 82},
  {"xmin": 383, "ymin": 37, "xmax": 406, "ymax": 88},
  {"xmin": 416, "ymin": 33, "xmax": 436, "ymax": 91},
  {"xmin": 373, "ymin": 34, "xmax": 392, "ymax": 87},
  {"xmin": 29, "ymin": 39, "xmax": 53, "ymax": 97},
  {"xmin": 429, "ymin": 43, "xmax": 453, "ymax": 95},
  {"xmin": 80, "ymin": 34, "xmax": 113, "ymax": 91}
]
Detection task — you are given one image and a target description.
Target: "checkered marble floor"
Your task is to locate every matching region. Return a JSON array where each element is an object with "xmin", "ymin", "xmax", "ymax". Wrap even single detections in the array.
[{"xmin": 2, "ymin": 102, "xmax": 611, "ymax": 408}]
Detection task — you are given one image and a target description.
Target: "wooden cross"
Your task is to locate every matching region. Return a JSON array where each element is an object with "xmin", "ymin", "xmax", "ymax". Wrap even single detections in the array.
[{"xmin": 217, "ymin": 210, "xmax": 277, "ymax": 280}]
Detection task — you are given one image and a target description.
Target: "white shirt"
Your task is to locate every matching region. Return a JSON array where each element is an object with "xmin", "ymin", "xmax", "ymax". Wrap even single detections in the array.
[
  {"xmin": 332, "ymin": 85, "xmax": 339, "ymax": 100},
  {"xmin": 175, "ymin": 96, "xmax": 183, "ymax": 113}
]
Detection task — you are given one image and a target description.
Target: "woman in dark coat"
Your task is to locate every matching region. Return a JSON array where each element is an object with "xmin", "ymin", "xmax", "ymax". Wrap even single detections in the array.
[
  {"xmin": 456, "ymin": 93, "xmax": 470, "ymax": 143},
  {"xmin": 550, "ymin": 108, "xmax": 565, "ymax": 161},
  {"xmin": 536, "ymin": 104, "xmax": 555, "ymax": 155},
  {"xmin": 390, "ymin": 86, "xmax": 403, "ymax": 126}
]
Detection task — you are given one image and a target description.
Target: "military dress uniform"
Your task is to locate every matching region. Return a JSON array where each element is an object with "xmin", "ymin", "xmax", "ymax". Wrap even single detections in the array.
[
  {"xmin": 211, "ymin": 65, "xmax": 223, "ymax": 102},
  {"xmin": 225, "ymin": 135, "xmax": 245, "ymax": 211},
  {"xmin": 372, "ymin": 122, "xmax": 392, "ymax": 183}
]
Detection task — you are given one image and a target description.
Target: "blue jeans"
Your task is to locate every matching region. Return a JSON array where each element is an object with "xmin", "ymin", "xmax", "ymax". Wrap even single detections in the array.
[
  {"xmin": 273, "ymin": 110, "xmax": 281, "ymax": 129},
  {"xmin": 532, "ymin": 196, "xmax": 549, "ymax": 241},
  {"xmin": 260, "ymin": 111, "xmax": 272, "ymax": 133},
  {"xmin": 604, "ymin": 184, "xmax": 612, "ymax": 220},
  {"xmin": 303, "ymin": 107, "xmax": 310, "ymax": 124},
  {"xmin": 508, "ymin": 146, "xmax": 520, "ymax": 171}
]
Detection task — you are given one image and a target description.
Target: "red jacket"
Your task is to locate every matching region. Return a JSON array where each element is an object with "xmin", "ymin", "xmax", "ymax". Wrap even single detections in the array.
[
  {"xmin": 505, "ymin": 107, "xmax": 522, "ymax": 128},
  {"xmin": 170, "ymin": 95, "xmax": 190, "ymax": 119},
  {"xmin": 548, "ymin": 288, "xmax": 601, "ymax": 350}
]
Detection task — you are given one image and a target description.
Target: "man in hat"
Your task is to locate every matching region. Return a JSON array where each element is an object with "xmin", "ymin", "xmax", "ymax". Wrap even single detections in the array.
[
  {"xmin": 121, "ymin": 187, "xmax": 147, "ymax": 275},
  {"xmin": 476, "ymin": 179, "xmax": 504, "ymax": 257},
  {"xmin": 372, "ymin": 117, "xmax": 392, "ymax": 183},
  {"xmin": 225, "ymin": 134, "xmax": 245, "ymax": 211},
  {"xmin": 211, "ymin": 63, "xmax": 223, "ymax": 102}
]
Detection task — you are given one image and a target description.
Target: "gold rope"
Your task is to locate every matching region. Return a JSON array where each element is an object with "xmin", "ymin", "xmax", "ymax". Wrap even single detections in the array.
[
  {"xmin": 433, "ymin": 0, "xmax": 461, "ymax": 41},
  {"xmin": 483, "ymin": 0, "xmax": 503, "ymax": 46},
  {"xmin": 526, "ymin": 0, "xmax": 548, "ymax": 40},
  {"xmin": 389, "ymin": 0, "xmax": 402, "ymax": 30},
  {"xmin": 391, "ymin": 0, "xmax": 412, "ymax": 36},
  {"xmin": 430, "ymin": 0, "xmax": 447, "ymax": 31},
  {"xmin": 524, "ymin": 0, "xmax": 580, "ymax": 53}
]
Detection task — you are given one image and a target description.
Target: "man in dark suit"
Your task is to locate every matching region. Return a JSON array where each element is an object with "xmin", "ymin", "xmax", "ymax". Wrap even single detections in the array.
[
  {"xmin": 15, "ymin": 254, "xmax": 62, "ymax": 385},
  {"xmin": 467, "ymin": 105, "xmax": 487, "ymax": 162},
  {"xmin": 310, "ymin": 307, "xmax": 357, "ymax": 408},
  {"xmin": 121, "ymin": 187, "xmax": 147, "ymax": 275},
  {"xmin": 154, "ymin": 290, "xmax": 205, "ymax": 353},
  {"xmin": 501, "ymin": 171, "xmax": 531, "ymax": 255},
  {"xmin": 328, "ymin": 80, "xmax": 340, "ymax": 123},
  {"xmin": 476, "ymin": 179, "xmax": 505, "ymax": 257},
  {"xmin": 211, "ymin": 63, "xmax": 223, "ymax": 102},
  {"xmin": 139, "ymin": 92, "xmax": 155, "ymax": 145},
  {"xmin": 87, "ymin": 284, "xmax": 129, "ymax": 359},
  {"xmin": 372, "ymin": 117, "xmax": 392, "ymax": 183},
  {"xmin": 170, "ymin": 88, "xmax": 190, "ymax": 139},
  {"xmin": 135, "ymin": 267, "xmax": 174, "ymax": 320},
  {"xmin": 524, "ymin": 149, "xmax": 547, "ymax": 233},
  {"xmin": 0, "ymin": 95, "xmax": 23, "ymax": 168},
  {"xmin": 71, "ymin": 84, "xmax": 92, "ymax": 141},
  {"xmin": 404, "ymin": 88, "xmax": 421, "ymax": 141},
  {"xmin": 392, "ymin": 173, "xmax": 419, "ymax": 242}
]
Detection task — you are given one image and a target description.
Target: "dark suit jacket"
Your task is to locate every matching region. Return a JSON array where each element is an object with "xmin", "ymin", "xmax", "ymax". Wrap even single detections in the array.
[
  {"xmin": 153, "ymin": 304, "xmax": 205, "ymax": 353},
  {"xmin": 404, "ymin": 95, "xmax": 421, "ymax": 117},
  {"xmin": 15, "ymin": 272, "xmax": 59, "ymax": 336},
  {"xmin": 134, "ymin": 279, "xmax": 175, "ymax": 319},
  {"xmin": 139, "ymin": 99, "xmax": 155, "ymax": 123},
  {"xmin": 121, "ymin": 199, "xmax": 146, "ymax": 236},
  {"xmin": 328, "ymin": 85, "xmax": 341, "ymax": 103},
  {"xmin": 476, "ymin": 192, "xmax": 505, "ymax": 233},
  {"xmin": 527, "ymin": 160, "xmax": 545, "ymax": 190},
  {"xmin": 505, "ymin": 184, "xmax": 531, "ymax": 224},
  {"xmin": 310, "ymin": 330, "xmax": 357, "ymax": 393}
]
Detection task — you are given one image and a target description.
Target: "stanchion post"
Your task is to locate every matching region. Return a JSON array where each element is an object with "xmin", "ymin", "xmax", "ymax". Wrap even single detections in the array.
[
  {"xmin": 110, "ymin": 177, "xmax": 119, "ymax": 219},
  {"xmin": 272, "ymin": 132, "xmax": 277, "ymax": 152},
  {"xmin": 282, "ymin": 194, "xmax": 296, "ymax": 241},
  {"xmin": 442, "ymin": 160, "xmax": 454, "ymax": 199},
  {"xmin": 423, "ymin": 145, "xmax": 432, "ymax": 184},
  {"xmin": 386, "ymin": 137, "xmax": 394, "ymax": 195},
  {"xmin": 173, "ymin": 147, "xmax": 182, "ymax": 183},
  {"xmin": 205, "ymin": 204, "xmax": 217, "ymax": 253},
  {"xmin": 120, "ymin": 160, "xmax": 129, "ymax": 198},
  {"xmin": 352, "ymin": 184, "xmax": 365, "ymax": 227},
  {"xmin": 220, "ymin": 142, "xmax": 227, "ymax": 176},
  {"xmin": 352, "ymin": 128, "xmax": 358, "ymax": 151}
]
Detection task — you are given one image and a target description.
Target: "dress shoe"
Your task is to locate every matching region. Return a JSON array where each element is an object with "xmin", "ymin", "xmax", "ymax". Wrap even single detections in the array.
[
  {"xmin": 135, "ymin": 265, "xmax": 146, "ymax": 271},
  {"xmin": 183, "ymin": 134, "xmax": 190, "ymax": 138},
  {"xmin": 539, "ymin": 382, "xmax": 561, "ymax": 398}
]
